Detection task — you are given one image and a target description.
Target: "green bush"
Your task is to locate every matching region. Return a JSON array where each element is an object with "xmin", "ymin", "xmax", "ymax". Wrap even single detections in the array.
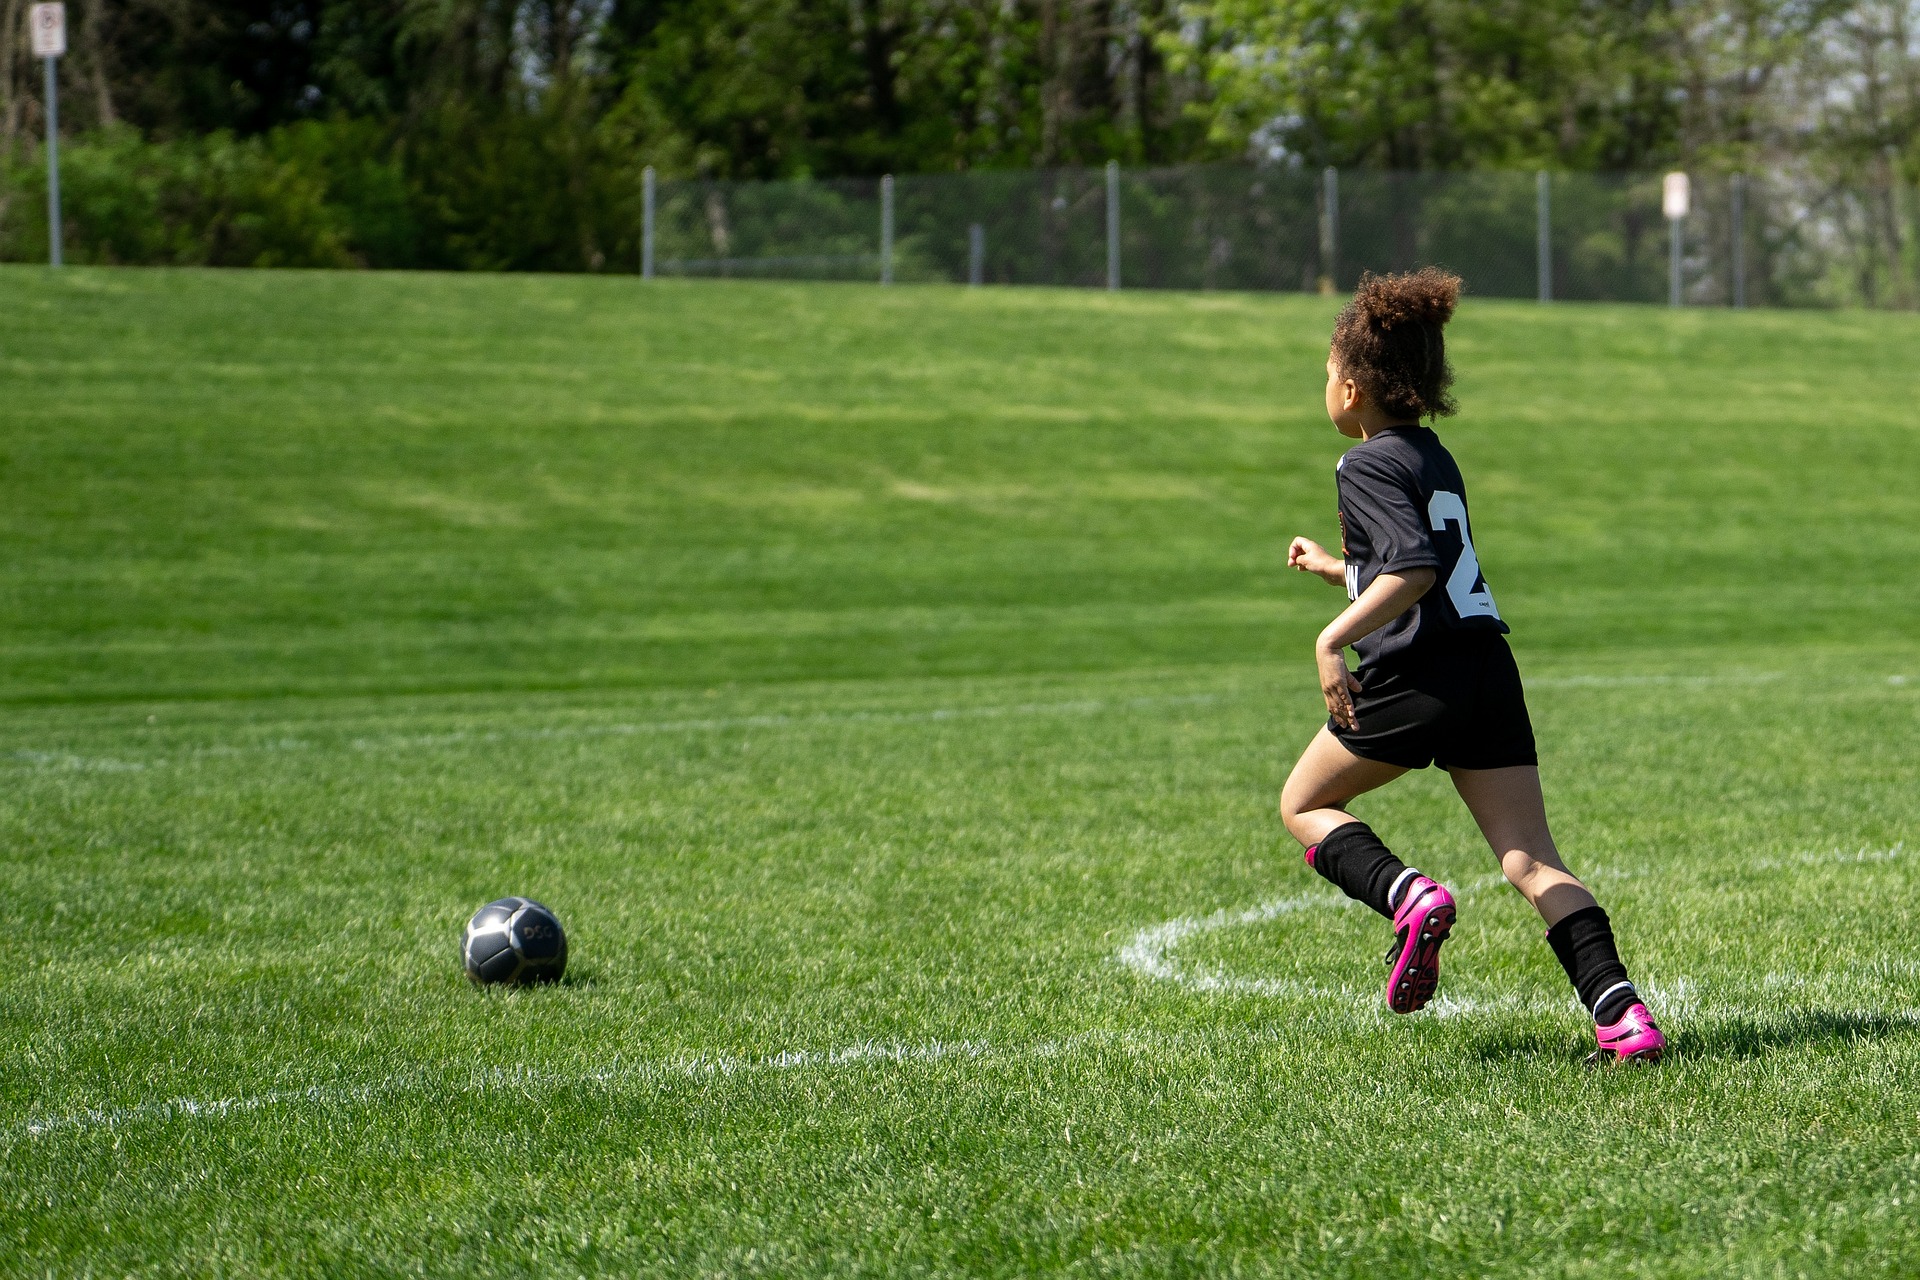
[
  {"xmin": 0, "ymin": 125, "xmax": 364, "ymax": 267},
  {"xmin": 0, "ymin": 112, "xmax": 637, "ymax": 272}
]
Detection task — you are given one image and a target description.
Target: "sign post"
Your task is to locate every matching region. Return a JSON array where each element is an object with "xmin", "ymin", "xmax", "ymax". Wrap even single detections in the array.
[
  {"xmin": 641, "ymin": 165, "xmax": 655, "ymax": 279},
  {"xmin": 1536, "ymin": 170, "xmax": 1551, "ymax": 303},
  {"xmin": 1318, "ymin": 167, "xmax": 1339, "ymax": 295},
  {"xmin": 1105, "ymin": 160, "xmax": 1120, "ymax": 291},
  {"xmin": 879, "ymin": 174, "xmax": 893, "ymax": 285},
  {"xmin": 31, "ymin": 3, "xmax": 66, "ymax": 267},
  {"xmin": 1662, "ymin": 171, "xmax": 1690, "ymax": 307},
  {"xmin": 1730, "ymin": 173, "xmax": 1746, "ymax": 308}
]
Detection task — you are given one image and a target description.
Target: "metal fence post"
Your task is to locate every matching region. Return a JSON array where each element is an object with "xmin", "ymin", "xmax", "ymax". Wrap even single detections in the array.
[
  {"xmin": 1730, "ymin": 173, "xmax": 1746, "ymax": 309},
  {"xmin": 968, "ymin": 223, "xmax": 984, "ymax": 286},
  {"xmin": 43, "ymin": 55, "xmax": 62, "ymax": 267},
  {"xmin": 1106, "ymin": 160, "xmax": 1121, "ymax": 290},
  {"xmin": 1536, "ymin": 171, "xmax": 1550, "ymax": 303},
  {"xmin": 1318, "ymin": 167, "xmax": 1339, "ymax": 294},
  {"xmin": 880, "ymin": 175, "xmax": 894, "ymax": 285},
  {"xmin": 641, "ymin": 166, "xmax": 655, "ymax": 279}
]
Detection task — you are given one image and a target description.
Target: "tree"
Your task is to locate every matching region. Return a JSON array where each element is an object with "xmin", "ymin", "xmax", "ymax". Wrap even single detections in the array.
[{"xmin": 1166, "ymin": 0, "xmax": 1687, "ymax": 170}]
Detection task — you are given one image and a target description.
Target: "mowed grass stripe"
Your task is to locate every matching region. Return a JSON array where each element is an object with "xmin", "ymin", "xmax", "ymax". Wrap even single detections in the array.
[
  {"xmin": 0, "ymin": 662, "xmax": 1848, "ymax": 775},
  {"xmin": 8, "ymin": 659, "xmax": 1913, "ymax": 1049}
]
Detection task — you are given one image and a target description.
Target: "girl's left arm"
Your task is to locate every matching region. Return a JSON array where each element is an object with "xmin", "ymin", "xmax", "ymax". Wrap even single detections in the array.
[
  {"xmin": 1287, "ymin": 536, "xmax": 1346, "ymax": 586},
  {"xmin": 1315, "ymin": 569, "xmax": 1438, "ymax": 729}
]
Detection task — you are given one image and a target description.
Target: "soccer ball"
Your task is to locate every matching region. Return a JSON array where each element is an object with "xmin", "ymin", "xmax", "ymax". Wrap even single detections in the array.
[{"xmin": 463, "ymin": 897, "xmax": 568, "ymax": 985}]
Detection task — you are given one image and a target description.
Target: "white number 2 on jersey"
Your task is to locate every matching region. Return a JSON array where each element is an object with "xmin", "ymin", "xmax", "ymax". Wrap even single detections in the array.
[{"xmin": 1426, "ymin": 491, "xmax": 1502, "ymax": 620}]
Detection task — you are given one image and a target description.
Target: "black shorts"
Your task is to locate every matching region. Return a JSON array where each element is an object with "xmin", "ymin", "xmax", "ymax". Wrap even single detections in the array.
[{"xmin": 1330, "ymin": 634, "xmax": 1538, "ymax": 771}]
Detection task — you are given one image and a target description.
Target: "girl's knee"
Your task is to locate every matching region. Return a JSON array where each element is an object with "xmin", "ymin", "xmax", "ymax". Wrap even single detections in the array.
[
  {"xmin": 1277, "ymin": 785, "xmax": 1325, "ymax": 846},
  {"xmin": 1277, "ymin": 777, "xmax": 1308, "ymax": 826},
  {"xmin": 1278, "ymin": 796, "xmax": 1310, "ymax": 844},
  {"xmin": 1500, "ymin": 847, "xmax": 1575, "ymax": 890}
]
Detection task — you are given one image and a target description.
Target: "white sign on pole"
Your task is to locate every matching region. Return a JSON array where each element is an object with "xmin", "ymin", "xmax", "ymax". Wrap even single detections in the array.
[
  {"xmin": 1662, "ymin": 171, "xmax": 1690, "ymax": 221},
  {"xmin": 30, "ymin": 3, "xmax": 66, "ymax": 57}
]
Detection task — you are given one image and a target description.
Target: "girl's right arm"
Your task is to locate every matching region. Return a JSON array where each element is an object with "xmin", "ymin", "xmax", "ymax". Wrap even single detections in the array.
[
  {"xmin": 1287, "ymin": 536, "xmax": 1345, "ymax": 586},
  {"xmin": 1314, "ymin": 569, "xmax": 1435, "ymax": 728}
]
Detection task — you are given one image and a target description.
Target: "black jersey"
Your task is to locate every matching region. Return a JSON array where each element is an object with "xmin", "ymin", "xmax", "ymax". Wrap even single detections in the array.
[{"xmin": 1335, "ymin": 426, "xmax": 1508, "ymax": 668}]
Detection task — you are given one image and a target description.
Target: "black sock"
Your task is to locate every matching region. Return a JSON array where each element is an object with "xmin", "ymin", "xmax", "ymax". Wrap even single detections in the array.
[
  {"xmin": 1307, "ymin": 821, "xmax": 1412, "ymax": 919},
  {"xmin": 1545, "ymin": 905, "xmax": 1637, "ymax": 1024}
]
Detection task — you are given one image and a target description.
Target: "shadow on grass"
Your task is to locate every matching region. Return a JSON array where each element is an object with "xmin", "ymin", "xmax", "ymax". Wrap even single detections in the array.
[
  {"xmin": 460, "ymin": 966, "xmax": 601, "ymax": 993},
  {"xmin": 1674, "ymin": 1008, "xmax": 1920, "ymax": 1060},
  {"xmin": 1470, "ymin": 1008, "xmax": 1920, "ymax": 1065}
]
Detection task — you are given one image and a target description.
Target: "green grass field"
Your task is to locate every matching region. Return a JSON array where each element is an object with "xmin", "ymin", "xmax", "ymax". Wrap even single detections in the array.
[{"xmin": 3, "ymin": 267, "xmax": 1918, "ymax": 1277}]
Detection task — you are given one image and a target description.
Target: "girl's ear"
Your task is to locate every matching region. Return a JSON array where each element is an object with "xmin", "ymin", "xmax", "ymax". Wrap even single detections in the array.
[{"xmin": 1341, "ymin": 378, "xmax": 1362, "ymax": 413}]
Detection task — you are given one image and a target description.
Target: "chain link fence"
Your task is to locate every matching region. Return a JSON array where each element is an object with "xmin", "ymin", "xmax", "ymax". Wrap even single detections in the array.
[{"xmin": 647, "ymin": 164, "xmax": 1920, "ymax": 308}]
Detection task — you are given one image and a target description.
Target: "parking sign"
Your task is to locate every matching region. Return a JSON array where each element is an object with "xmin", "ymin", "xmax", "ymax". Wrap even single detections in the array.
[{"xmin": 30, "ymin": 3, "xmax": 65, "ymax": 57}]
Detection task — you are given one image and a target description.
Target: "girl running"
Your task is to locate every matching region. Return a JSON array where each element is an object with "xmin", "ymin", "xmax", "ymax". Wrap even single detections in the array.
[{"xmin": 1280, "ymin": 268, "xmax": 1666, "ymax": 1065}]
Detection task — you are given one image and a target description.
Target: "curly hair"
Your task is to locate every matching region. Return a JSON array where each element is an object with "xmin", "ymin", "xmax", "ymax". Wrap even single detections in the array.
[{"xmin": 1330, "ymin": 267, "xmax": 1462, "ymax": 421}]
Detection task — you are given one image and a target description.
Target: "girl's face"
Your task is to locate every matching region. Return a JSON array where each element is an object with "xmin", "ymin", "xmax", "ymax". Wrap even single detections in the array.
[{"xmin": 1325, "ymin": 357, "xmax": 1366, "ymax": 439}]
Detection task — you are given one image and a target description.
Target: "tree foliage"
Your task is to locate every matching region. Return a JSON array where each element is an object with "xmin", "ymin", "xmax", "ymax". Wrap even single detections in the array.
[
  {"xmin": 1, "ymin": 0, "xmax": 1918, "ymax": 269},
  {"xmin": 1176, "ymin": 0, "xmax": 1684, "ymax": 168}
]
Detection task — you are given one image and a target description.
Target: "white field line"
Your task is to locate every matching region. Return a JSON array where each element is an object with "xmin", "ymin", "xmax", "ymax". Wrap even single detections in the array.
[
  {"xmin": 1116, "ymin": 867, "xmax": 1557, "ymax": 1008},
  {"xmin": 1115, "ymin": 849, "xmax": 1919, "ymax": 1013},
  {"xmin": 17, "ymin": 1036, "xmax": 1003, "ymax": 1140},
  {"xmin": 16, "ymin": 1027, "xmax": 1268, "ymax": 1142},
  {"xmin": 1526, "ymin": 671, "xmax": 1785, "ymax": 689},
  {"xmin": 1748, "ymin": 842, "xmax": 1908, "ymax": 872},
  {"xmin": 1116, "ymin": 881, "xmax": 1534, "ymax": 1014},
  {"xmin": 1, "ymin": 692, "xmax": 1227, "ymax": 775},
  {"xmin": 1112, "ymin": 878, "xmax": 1583, "ymax": 1017},
  {"xmin": 6, "ymin": 667, "xmax": 1912, "ymax": 776},
  {"xmin": 1526, "ymin": 669, "xmax": 1915, "ymax": 690},
  {"xmin": 5, "ymin": 750, "xmax": 150, "ymax": 773},
  {"xmin": 1116, "ymin": 894, "xmax": 1356, "ymax": 1000},
  {"xmin": 25, "ymin": 972, "xmax": 1920, "ymax": 1143}
]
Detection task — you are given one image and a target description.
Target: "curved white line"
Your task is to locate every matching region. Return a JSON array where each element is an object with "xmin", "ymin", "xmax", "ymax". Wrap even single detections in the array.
[{"xmin": 1115, "ymin": 892, "xmax": 1354, "ymax": 998}]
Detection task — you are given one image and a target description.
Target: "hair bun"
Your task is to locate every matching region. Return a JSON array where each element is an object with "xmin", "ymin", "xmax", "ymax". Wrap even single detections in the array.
[
  {"xmin": 1352, "ymin": 267, "xmax": 1461, "ymax": 329},
  {"xmin": 1328, "ymin": 266, "xmax": 1462, "ymax": 420}
]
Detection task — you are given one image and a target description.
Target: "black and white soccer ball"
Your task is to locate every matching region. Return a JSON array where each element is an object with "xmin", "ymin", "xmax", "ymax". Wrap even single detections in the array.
[{"xmin": 463, "ymin": 897, "xmax": 568, "ymax": 986}]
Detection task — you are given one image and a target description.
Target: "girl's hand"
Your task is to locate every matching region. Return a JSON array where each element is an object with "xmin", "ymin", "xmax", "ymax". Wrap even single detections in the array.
[
  {"xmin": 1311, "ymin": 568, "xmax": 1429, "ymax": 729},
  {"xmin": 1317, "ymin": 641, "xmax": 1364, "ymax": 730},
  {"xmin": 1288, "ymin": 537, "xmax": 1345, "ymax": 585}
]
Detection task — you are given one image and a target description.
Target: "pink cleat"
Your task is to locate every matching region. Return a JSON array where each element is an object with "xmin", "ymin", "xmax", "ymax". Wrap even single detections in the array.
[
  {"xmin": 1589, "ymin": 1002, "xmax": 1667, "ymax": 1066},
  {"xmin": 1384, "ymin": 875, "xmax": 1455, "ymax": 1014}
]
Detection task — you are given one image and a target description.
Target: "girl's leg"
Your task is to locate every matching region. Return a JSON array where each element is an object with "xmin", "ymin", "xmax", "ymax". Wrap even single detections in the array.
[
  {"xmin": 1282, "ymin": 729, "xmax": 1455, "ymax": 1014},
  {"xmin": 1449, "ymin": 765, "xmax": 1664, "ymax": 1059},
  {"xmin": 1279, "ymin": 726, "xmax": 1406, "ymax": 848},
  {"xmin": 1444, "ymin": 765, "xmax": 1594, "ymax": 927}
]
